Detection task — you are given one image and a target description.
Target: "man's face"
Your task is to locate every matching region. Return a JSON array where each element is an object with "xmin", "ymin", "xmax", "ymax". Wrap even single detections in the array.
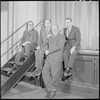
[
  {"xmin": 65, "ymin": 19, "xmax": 72, "ymax": 28},
  {"xmin": 44, "ymin": 20, "xmax": 51, "ymax": 28},
  {"xmin": 52, "ymin": 25, "xmax": 59, "ymax": 36},
  {"xmin": 28, "ymin": 24, "xmax": 33, "ymax": 31}
]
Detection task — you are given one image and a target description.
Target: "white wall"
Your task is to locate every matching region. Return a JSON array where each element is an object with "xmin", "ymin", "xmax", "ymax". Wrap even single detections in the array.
[{"xmin": 1, "ymin": 2, "xmax": 8, "ymax": 67}]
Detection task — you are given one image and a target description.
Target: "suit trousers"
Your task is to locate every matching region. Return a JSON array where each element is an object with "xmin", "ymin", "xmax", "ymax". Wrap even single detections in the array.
[
  {"xmin": 42, "ymin": 59, "xmax": 63, "ymax": 91},
  {"xmin": 63, "ymin": 44, "xmax": 79, "ymax": 68},
  {"xmin": 15, "ymin": 42, "xmax": 35, "ymax": 65},
  {"xmin": 35, "ymin": 44, "xmax": 48, "ymax": 69}
]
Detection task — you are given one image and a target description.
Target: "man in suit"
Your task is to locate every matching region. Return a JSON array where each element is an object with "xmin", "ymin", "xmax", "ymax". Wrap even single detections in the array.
[
  {"xmin": 62, "ymin": 18, "xmax": 81, "ymax": 81},
  {"xmin": 8, "ymin": 22, "xmax": 39, "ymax": 74},
  {"xmin": 31, "ymin": 19, "xmax": 53, "ymax": 77},
  {"xmin": 42, "ymin": 25, "xmax": 65, "ymax": 98}
]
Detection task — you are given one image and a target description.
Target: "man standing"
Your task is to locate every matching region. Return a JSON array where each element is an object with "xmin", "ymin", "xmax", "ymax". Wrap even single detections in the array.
[
  {"xmin": 8, "ymin": 22, "xmax": 39, "ymax": 74},
  {"xmin": 62, "ymin": 18, "xmax": 81, "ymax": 81},
  {"xmin": 42, "ymin": 25, "xmax": 65, "ymax": 98}
]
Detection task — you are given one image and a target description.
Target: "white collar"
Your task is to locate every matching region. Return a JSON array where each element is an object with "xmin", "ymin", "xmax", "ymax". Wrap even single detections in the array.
[{"xmin": 68, "ymin": 26, "xmax": 72, "ymax": 32}]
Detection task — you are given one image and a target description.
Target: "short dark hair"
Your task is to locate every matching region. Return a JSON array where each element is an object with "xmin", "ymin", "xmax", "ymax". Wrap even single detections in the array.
[
  {"xmin": 43, "ymin": 19, "xmax": 51, "ymax": 28},
  {"xmin": 28, "ymin": 21, "xmax": 34, "ymax": 25},
  {"xmin": 65, "ymin": 18, "xmax": 72, "ymax": 22},
  {"xmin": 44, "ymin": 19, "xmax": 51, "ymax": 23},
  {"xmin": 26, "ymin": 21, "xmax": 34, "ymax": 29}
]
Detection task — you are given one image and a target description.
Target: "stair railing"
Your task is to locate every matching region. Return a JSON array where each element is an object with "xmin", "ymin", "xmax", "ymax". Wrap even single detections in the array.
[{"xmin": 1, "ymin": 19, "xmax": 44, "ymax": 58}]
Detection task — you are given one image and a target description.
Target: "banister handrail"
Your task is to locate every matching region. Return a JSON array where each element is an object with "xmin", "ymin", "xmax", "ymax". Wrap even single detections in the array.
[
  {"xmin": 1, "ymin": 21, "xmax": 33, "ymax": 45},
  {"xmin": 32, "ymin": 20, "xmax": 44, "ymax": 30},
  {"xmin": 1, "ymin": 19, "xmax": 44, "ymax": 58},
  {"xmin": 1, "ymin": 39, "xmax": 20, "ymax": 58}
]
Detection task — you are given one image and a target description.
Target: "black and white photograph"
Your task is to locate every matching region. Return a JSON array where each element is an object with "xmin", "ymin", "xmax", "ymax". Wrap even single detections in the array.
[{"xmin": 1, "ymin": 0, "xmax": 99, "ymax": 99}]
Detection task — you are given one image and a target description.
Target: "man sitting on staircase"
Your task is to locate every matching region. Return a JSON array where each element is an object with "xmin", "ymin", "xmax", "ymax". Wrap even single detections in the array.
[
  {"xmin": 8, "ymin": 21, "xmax": 39, "ymax": 74},
  {"xmin": 28, "ymin": 19, "xmax": 53, "ymax": 79}
]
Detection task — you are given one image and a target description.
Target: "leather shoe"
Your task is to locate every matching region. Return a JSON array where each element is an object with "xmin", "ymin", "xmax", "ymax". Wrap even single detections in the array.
[
  {"xmin": 7, "ymin": 64, "xmax": 20, "ymax": 75},
  {"xmin": 48, "ymin": 89, "xmax": 57, "ymax": 99},
  {"xmin": 62, "ymin": 67, "xmax": 72, "ymax": 81},
  {"xmin": 27, "ymin": 72, "xmax": 36, "ymax": 81},
  {"xmin": 7, "ymin": 71, "xmax": 11, "ymax": 75},
  {"xmin": 46, "ymin": 91, "xmax": 51, "ymax": 98},
  {"xmin": 8, "ymin": 61, "xmax": 15, "ymax": 66},
  {"xmin": 28, "ymin": 76, "xmax": 35, "ymax": 81}
]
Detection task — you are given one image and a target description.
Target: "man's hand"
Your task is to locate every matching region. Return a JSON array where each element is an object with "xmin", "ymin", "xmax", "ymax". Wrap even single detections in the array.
[
  {"xmin": 70, "ymin": 46, "xmax": 76, "ymax": 55},
  {"xmin": 45, "ymin": 50, "xmax": 49, "ymax": 55},
  {"xmin": 36, "ymin": 45, "xmax": 40, "ymax": 50}
]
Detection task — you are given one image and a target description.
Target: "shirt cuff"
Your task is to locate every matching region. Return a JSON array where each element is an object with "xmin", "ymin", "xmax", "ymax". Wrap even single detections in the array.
[{"xmin": 73, "ymin": 46, "xmax": 76, "ymax": 49}]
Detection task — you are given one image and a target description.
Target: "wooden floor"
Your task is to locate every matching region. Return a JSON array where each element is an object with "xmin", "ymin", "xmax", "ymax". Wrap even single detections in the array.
[{"xmin": 2, "ymin": 84, "xmax": 84, "ymax": 99}]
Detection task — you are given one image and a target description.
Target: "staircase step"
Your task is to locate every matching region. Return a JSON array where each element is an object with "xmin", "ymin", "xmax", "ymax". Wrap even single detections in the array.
[
  {"xmin": 18, "ymin": 81, "xmax": 36, "ymax": 89},
  {"xmin": 1, "ymin": 52, "xmax": 35, "ymax": 97},
  {"xmin": 1, "ymin": 75, "xmax": 9, "ymax": 86},
  {"xmin": 1, "ymin": 75, "xmax": 9, "ymax": 81},
  {"xmin": 2, "ymin": 68, "xmax": 15, "ymax": 73}
]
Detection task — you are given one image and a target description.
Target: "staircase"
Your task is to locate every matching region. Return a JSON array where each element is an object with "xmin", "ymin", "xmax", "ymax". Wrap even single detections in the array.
[{"xmin": 1, "ymin": 52, "xmax": 35, "ymax": 97}]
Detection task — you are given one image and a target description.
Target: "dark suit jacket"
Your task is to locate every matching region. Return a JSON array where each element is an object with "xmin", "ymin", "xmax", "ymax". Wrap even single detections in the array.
[
  {"xmin": 64, "ymin": 25, "xmax": 81, "ymax": 49},
  {"xmin": 19, "ymin": 29, "xmax": 39, "ymax": 47},
  {"xmin": 46, "ymin": 33, "xmax": 66, "ymax": 62},
  {"xmin": 38, "ymin": 28, "xmax": 52, "ymax": 48}
]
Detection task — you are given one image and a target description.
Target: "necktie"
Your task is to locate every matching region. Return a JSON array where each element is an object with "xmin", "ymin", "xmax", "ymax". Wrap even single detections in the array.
[{"xmin": 67, "ymin": 29, "xmax": 69, "ymax": 38}]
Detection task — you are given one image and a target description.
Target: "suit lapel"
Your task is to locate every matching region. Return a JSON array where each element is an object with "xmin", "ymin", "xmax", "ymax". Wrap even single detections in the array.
[
  {"xmin": 68, "ymin": 25, "xmax": 74, "ymax": 38},
  {"xmin": 64, "ymin": 28, "xmax": 66, "ymax": 35},
  {"xmin": 49, "ymin": 34, "xmax": 60, "ymax": 43}
]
